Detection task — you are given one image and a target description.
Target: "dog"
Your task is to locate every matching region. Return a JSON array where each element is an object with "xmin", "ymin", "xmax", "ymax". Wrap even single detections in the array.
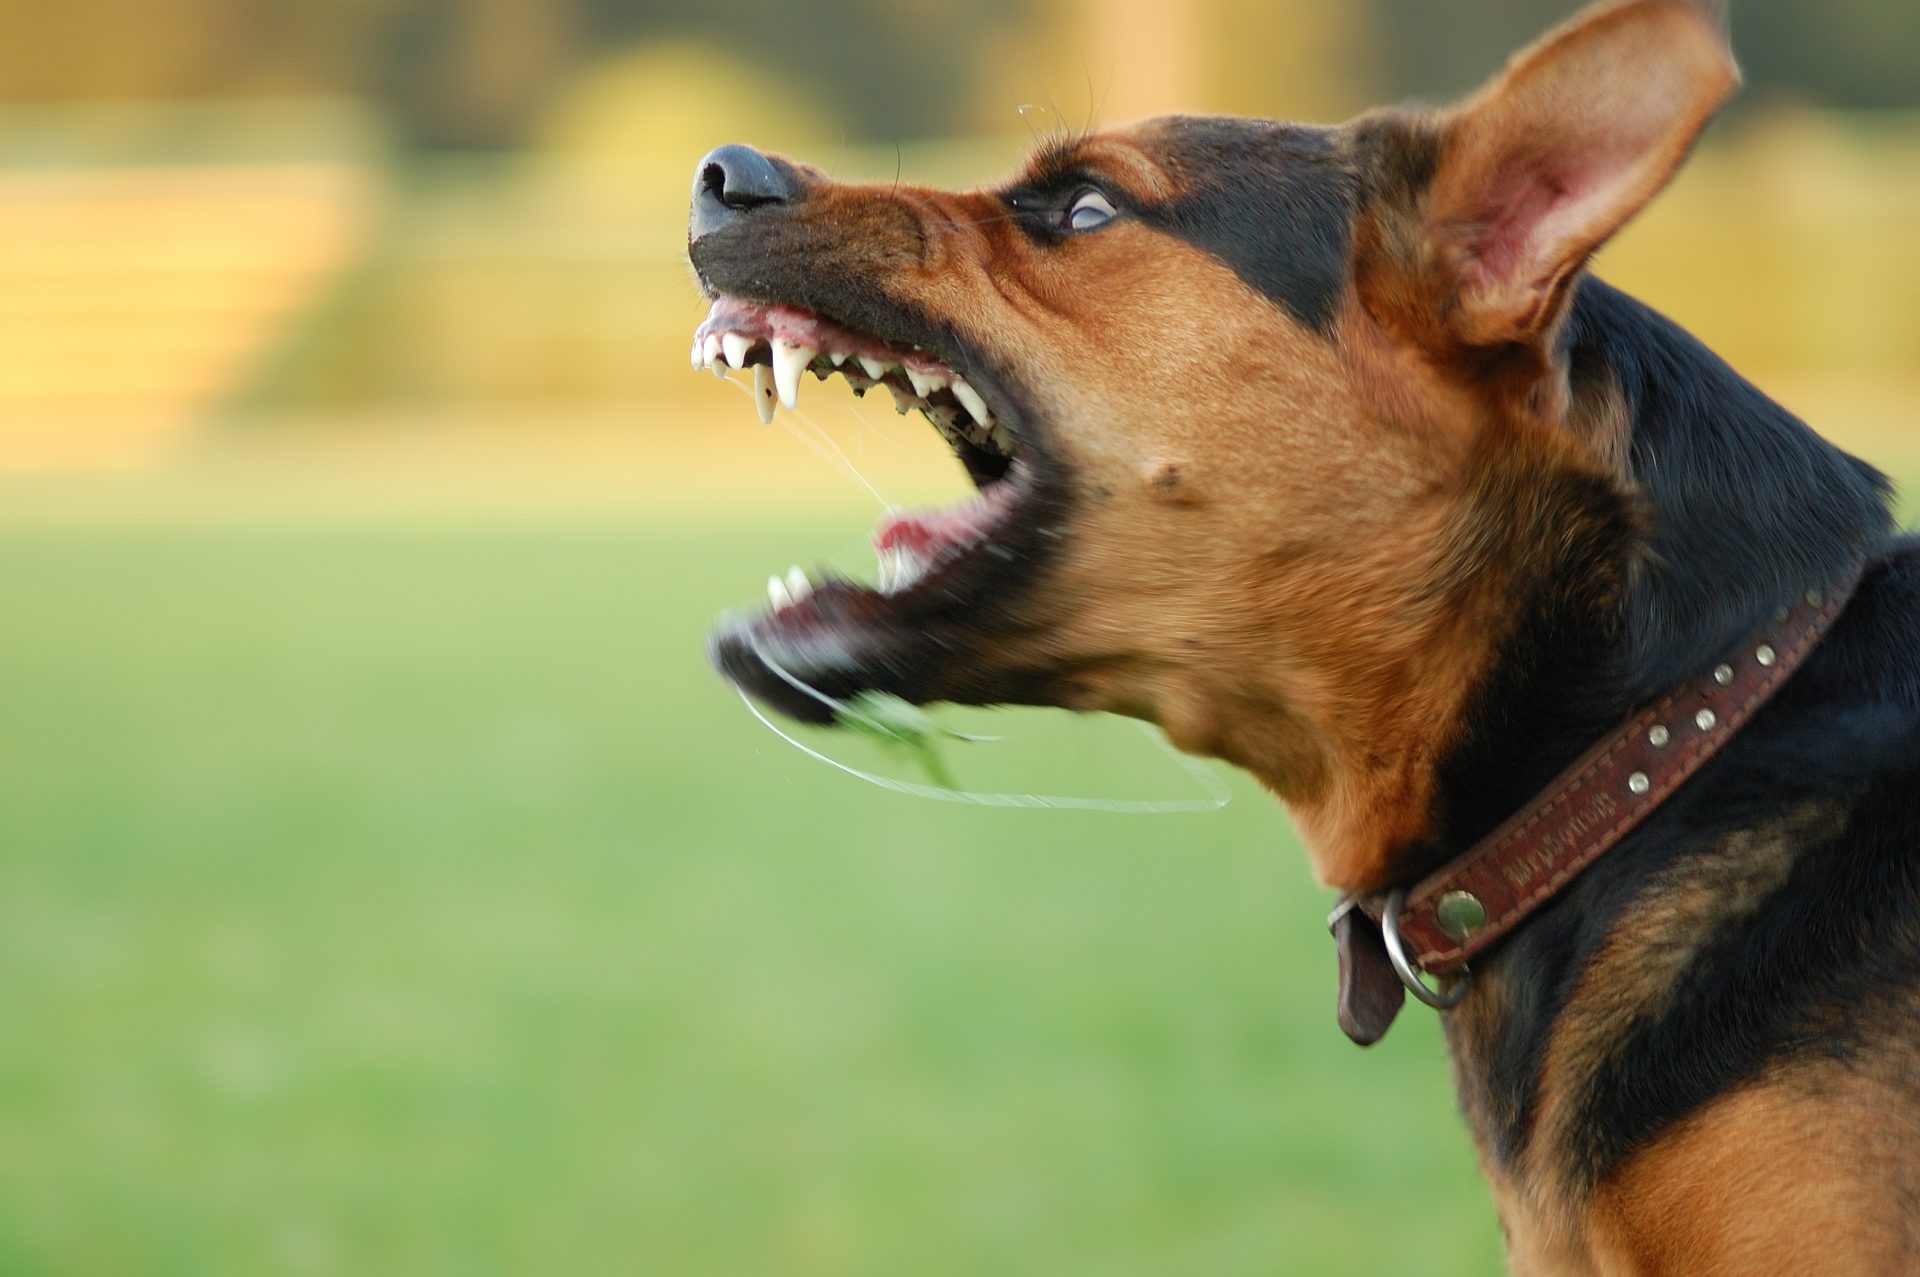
[{"xmin": 684, "ymin": 2, "xmax": 1920, "ymax": 1271}]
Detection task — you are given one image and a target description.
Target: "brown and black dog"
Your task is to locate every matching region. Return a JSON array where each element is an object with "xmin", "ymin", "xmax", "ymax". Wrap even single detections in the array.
[{"xmin": 685, "ymin": 2, "xmax": 1920, "ymax": 1271}]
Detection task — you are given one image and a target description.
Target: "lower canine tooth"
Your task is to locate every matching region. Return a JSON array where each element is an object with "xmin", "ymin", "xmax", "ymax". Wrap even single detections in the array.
[
  {"xmin": 722, "ymin": 332, "xmax": 752, "ymax": 370},
  {"xmin": 753, "ymin": 365, "xmax": 777, "ymax": 423},
  {"xmin": 771, "ymin": 339, "xmax": 814, "ymax": 409},
  {"xmin": 876, "ymin": 546, "xmax": 928, "ymax": 594}
]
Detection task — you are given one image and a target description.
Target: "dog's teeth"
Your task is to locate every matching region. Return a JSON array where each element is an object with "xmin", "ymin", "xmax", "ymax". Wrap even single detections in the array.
[
  {"xmin": 951, "ymin": 378, "xmax": 991, "ymax": 427},
  {"xmin": 722, "ymin": 332, "xmax": 752, "ymax": 370},
  {"xmin": 828, "ymin": 351, "xmax": 847, "ymax": 367},
  {"xmin": 858, "ymin": 357, "xmax": 892, "ymax": 381},
  {"xmin": 753, "ymin": 365, "xmax": 777, "ymax": 423},
  {"xmin": 771, "ymin": 339, "xmax": 812, "ymax": 409},
  {"xmin": 905, "ymin": 366, "xmax": 948, "ymax": 398},
  {"xmin": 887, "ymin": 384, "xmax": 916, "ymax": 416},
  {"xmin": 690, "ymin": 336, "xmax": 704, "ymax": 371},
  {"xmin": 702, "ymin": 333, "xmax": 724, "ymax": 373},
  {"xmin": 767, "ymin": 574, "xmax": 792, "ymax": 610},
  {"xmin": 786, "ymin": 565, "xmax": 811, "ymax": 601}
]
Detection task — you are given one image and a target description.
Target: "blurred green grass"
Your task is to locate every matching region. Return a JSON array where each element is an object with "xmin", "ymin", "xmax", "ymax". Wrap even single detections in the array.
[{"xmin": 0, "ymin": 503, "xmax": 1500, "ymax": 1276}]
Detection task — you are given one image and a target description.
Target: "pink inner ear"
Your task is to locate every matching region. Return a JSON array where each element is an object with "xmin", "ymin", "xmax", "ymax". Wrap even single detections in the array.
[{"xmin": 1468, "ymin": 139, "xmax": 1639, "ymax": 298}]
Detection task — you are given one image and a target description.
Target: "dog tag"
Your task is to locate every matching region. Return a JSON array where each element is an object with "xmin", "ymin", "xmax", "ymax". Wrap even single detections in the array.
[{"xmin": 1333, "ymin": 906, "xmax": 1405, "ymax": 1046}]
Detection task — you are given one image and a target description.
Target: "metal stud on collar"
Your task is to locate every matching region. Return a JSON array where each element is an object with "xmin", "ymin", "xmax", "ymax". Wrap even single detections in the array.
[{"xmin": 1382, "ymin": 890, "xmax": 1471, "ymax": 1010}]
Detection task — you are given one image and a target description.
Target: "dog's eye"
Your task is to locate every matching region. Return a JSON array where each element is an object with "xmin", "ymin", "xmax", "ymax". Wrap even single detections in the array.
[{"xmin": 1065, "ymin": 189, "xmax": 1117, "ymax": 232}]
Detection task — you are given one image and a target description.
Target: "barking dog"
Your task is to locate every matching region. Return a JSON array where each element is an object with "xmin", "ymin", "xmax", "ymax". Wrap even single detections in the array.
[{"xmin": 686, "ymin": 2, "xmax": 1920, "ymax": 1271}]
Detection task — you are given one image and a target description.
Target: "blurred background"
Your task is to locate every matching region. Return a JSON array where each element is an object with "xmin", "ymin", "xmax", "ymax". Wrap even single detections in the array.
[{"xmin": 2, "ymin": 1, "xmax": 1917, "ymax": 1273}]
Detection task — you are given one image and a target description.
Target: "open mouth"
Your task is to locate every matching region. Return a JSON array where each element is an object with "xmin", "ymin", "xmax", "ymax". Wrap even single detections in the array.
[{"xmin": 692, "ymin": 294, "xmax": 1061, "ymax": 723}]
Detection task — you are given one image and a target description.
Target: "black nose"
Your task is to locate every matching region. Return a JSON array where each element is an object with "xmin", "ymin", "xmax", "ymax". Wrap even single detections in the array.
[{"xmin": 690, "ymin": 144, "xmax": 796, "ymax": 243}]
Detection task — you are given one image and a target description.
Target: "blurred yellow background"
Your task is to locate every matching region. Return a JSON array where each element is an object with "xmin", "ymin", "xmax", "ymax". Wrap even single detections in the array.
[{"xmin": 2, "ymin": 3, "xmax": 1916, "ymax": 1274}]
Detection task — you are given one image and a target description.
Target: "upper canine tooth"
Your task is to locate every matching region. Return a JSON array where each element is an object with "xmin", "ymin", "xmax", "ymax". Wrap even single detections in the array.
[
  {"xmin": 950, "ymin": 378, "xmax": 991, "ymax": 427},
  {"xmin": 858, "ymin": 357, "xmax": 892, "ymax": 381},
  {"xmin": 767, "ymin": 574, "xmax": 792, "ymax": 610},
  {"xmin": 771, "ymin": 339, "xmax": 813, "ymax": 409},
  {"xmin": 722, "ymin": 332, "xmax": 752, "ymax": 370},
  {"xmin": 786, "ymin": 566, "xmax": 812, "ymax": 600},
  {"xmin": 904, "ymin": 366, "xmax": 948, "ymax": 398},
  {"xmin": 752, "ymin": 365, "xmax": 777, "ymax": 423},
  {"xmin": 690, "ymin": 336, "xmax": 704, "ymax": 371}
]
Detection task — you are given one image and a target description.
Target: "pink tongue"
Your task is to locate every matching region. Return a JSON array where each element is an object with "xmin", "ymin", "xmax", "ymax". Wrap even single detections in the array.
[
  {"xmin": 873, "ymin": 493, "xmax": 999, "ymax": 554},
  {"xmin": 873, "ymin": 510, "xmax": 958, "ymax": 555}
]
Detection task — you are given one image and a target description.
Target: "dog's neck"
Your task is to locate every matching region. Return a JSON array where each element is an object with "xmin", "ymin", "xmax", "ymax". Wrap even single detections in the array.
[
  {"xmin": 1431, "ymin": 281, "xmax": 1890, "ymax": 858},
  {"xmin": 1282, "ymin": 277, "xmax": 1893, "ymax": 895}
]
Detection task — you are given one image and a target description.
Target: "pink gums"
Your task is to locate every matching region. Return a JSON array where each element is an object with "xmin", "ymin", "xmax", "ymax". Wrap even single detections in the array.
[{"xmin": 696, "ymin": 296, "xmax": 949, "ymax": 375}]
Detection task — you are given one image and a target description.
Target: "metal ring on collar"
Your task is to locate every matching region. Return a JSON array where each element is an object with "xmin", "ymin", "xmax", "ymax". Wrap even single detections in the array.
[{"xmin": 1382, "ymin": 889, "xmax": 1472, "ymax": 1010}]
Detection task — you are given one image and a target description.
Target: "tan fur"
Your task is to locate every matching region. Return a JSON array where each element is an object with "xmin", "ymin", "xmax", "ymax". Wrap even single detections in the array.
[{"xmin": 1587, "ymin": 1062, "xmax": 1920, "ymax": 1275}]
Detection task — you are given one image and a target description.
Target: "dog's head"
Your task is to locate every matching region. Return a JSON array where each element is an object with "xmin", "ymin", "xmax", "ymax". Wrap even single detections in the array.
[{"xmin": 688, "ymin": 0, "xmax": 1737, "ymax": 885}]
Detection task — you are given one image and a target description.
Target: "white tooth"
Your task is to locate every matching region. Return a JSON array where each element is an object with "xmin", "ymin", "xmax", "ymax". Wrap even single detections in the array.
[
  {"xmin": 753, "ymin": 365, "xmax": 777, "ymax": 423},
  {"xmin": 767, "ymin": 575, "xmax": 792, "ymax": 610},
  {"xmin": 951, "ymin": 378, "xmax": 991, "ymax": 427},
  {"xmin": 786, "ymin": 565, "xmax": 811, "ymax": 600},
  {"xmin": 883, "ymin": 546, "xmax": 928, "ymax": 594},
  {"xmin": 828, "ymin": 352, "xmax": 847, "ymax": 367},
  {"xmin": 722, "ymin": 332, "xmax": 752, "ymax": 370},
  {"xmin": 905, "ymin": 366, "xmax": 948, "ymax": 398},
  {"xmin": 887, "ymin": 384, "xmax": 916, "ymax": 416},
  {"xmin": 771, "ymin": 339, "xmax": 813, "ymax": 409},
  {"xmin": 858, "ymin": 357, "xmax": 892, "ymax": 381},
  {"xmin": 703, "ymin": 333, "xmax": 724, "ymax": 369},
  {"xmin": 690, "ymin": 336, "xmax": 704, "ymax": 371}
]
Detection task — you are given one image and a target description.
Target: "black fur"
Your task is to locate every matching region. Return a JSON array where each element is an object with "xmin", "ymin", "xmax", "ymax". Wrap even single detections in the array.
[
  {"xmin": 1132, "ymin": 118, "xmax": 1357, "ymax": 334},
  {"xmin": 1424, "ymin": 277, "xmax": 1917, "ymax": 1185}
]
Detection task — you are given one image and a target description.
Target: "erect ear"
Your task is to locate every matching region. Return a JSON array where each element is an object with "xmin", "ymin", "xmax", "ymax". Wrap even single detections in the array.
[{"xmin": 1419, "ymin": 0, "xmax": 1738, "ymax": 350}]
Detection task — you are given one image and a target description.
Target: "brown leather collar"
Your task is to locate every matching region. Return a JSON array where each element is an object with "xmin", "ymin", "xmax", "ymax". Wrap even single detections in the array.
[{"xmin": 1330, "ymin": 565, "xmax": 1864, "ymax": 1046}]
